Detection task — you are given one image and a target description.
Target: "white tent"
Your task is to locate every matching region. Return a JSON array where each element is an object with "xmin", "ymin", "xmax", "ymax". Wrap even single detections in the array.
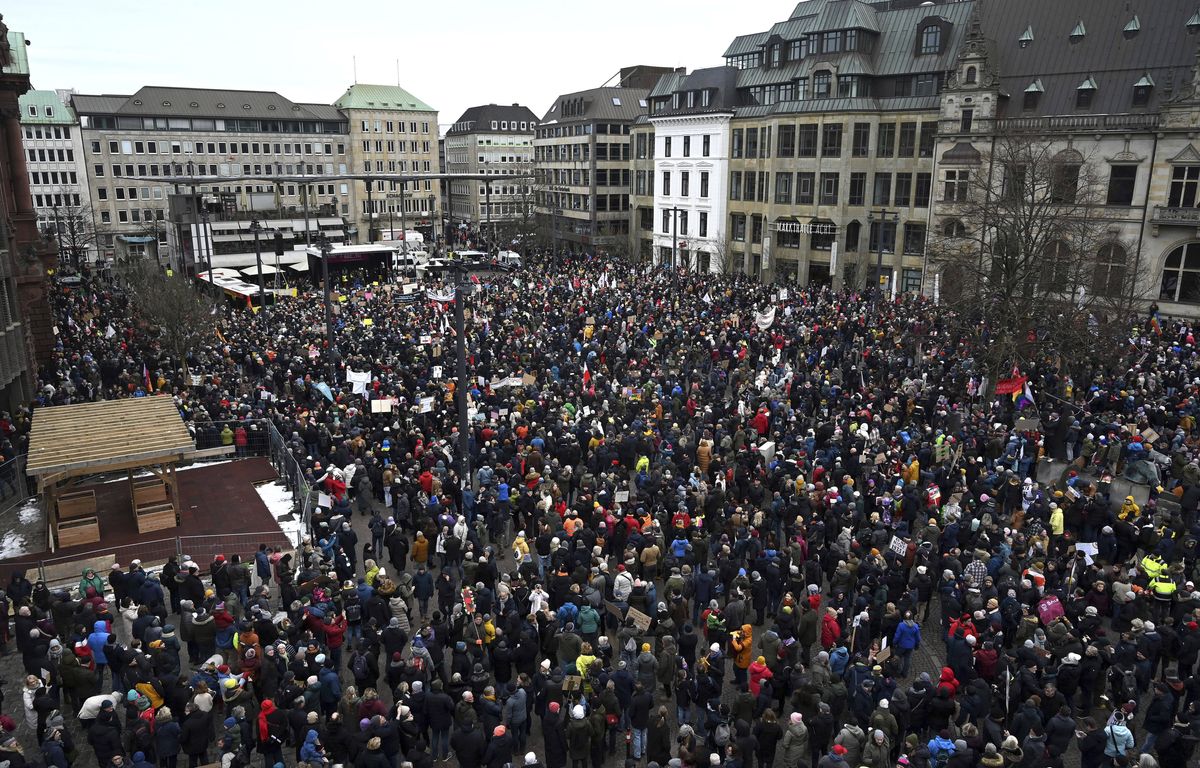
[{"xmin": 241, "ymin": 264, "xmax": 279, "ymax": 276}]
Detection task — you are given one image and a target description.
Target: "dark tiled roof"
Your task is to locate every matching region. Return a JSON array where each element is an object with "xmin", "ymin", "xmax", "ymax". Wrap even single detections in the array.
[
  {"xmin": 72, "ymin": 86, "xmax": 341, "ymax": 122},
  {"xmin": 647, "ymin": 67, "xmax": 742, "ymax": 116},
  {"xmin": 447, "ymin": 104, "xmax": 539, "ymax": 136},
  {"xmin": 539, "ymin": 87, "xmax": 650, "ymax": 125},
  {"xmin": 979, "ymin": 0, "xmax": 1199, "ymax": 116}
]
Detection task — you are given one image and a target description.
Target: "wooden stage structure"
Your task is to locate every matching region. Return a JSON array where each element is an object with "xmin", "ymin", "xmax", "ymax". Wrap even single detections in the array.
[{"xmin": 26, "ymin": 397, "xmax": 205, "ymax": 550}]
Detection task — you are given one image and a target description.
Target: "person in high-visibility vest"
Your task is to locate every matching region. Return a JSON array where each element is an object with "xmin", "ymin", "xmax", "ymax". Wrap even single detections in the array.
[
  {"xmin": 1141, "ymin": 553, "xmax": 1166, "ymax": 580},
  {"xmin": 1151, "ymin": 573, "xmax": 1177, "ymax": 622}
]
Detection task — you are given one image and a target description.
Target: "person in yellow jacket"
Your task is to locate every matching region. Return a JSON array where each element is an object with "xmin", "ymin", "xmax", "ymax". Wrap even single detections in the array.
[
  {"xmin": 1048, "ymin": 503, "xmax": 1065, "ymax": 556},
  {"xmin": 1141, "ymin": 553, "xmax": 1166, "ymax": 580},
  {"xmin": 1119, "ymin": 496, "xmax": 1141, "ymax": 521},
  {"xmin": 730, "ymin": 624, "xmax": 754, "ymax": 685},
  {"xmin": 902, "ymin": 458, "xmax": 920, "ymax": 487}
]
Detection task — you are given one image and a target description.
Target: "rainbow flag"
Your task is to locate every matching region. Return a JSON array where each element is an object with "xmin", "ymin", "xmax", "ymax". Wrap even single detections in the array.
[
  {"xmin": 1150, "ymin": 311, "xmax": 1162, "ymax": 336},
  {"xmin": 1014, "ymin": 381, "xmax": 1035, "ymax": 410}
]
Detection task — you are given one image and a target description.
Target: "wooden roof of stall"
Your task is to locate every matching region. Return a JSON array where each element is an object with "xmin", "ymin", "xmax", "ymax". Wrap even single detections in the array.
[{"xmin": 27, "ymin": 397, "xmax": 196, "ymax": 479}]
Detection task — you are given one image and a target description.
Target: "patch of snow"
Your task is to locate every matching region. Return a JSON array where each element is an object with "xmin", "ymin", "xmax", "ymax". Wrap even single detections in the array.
[
  {"xmin": 0, "ymin": 532, "xmax": 28, "ymax": 559},
  {"xmin": 17, "ymin": 499, "xmax": 39, "ymax": 525},
  {"xmin": 255, "ymin": 481, "xmax": 303, "ymax": 548},
  {"xmin": 104, "ymin": 458, "xmax": 238, "ymax": 483}
]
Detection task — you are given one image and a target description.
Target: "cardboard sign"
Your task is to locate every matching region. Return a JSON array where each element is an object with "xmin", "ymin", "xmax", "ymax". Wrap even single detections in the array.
[
  {"xmin": 562, "ymin": 675, "xmax": 583, "ymax": 692},
  {"xmin": 432, "ymin": 366, "xmax": 443, "ymax": 380},
  {"xmin": 522, "ymin": 373, "xmax": 536, "ymax": 386},
  {"xmin": 874, "ymin": 645, "xmax": 892, "ymax": 664},
  {"xmin": 1014, "ymin": 417, "xmax": 1041, "ymax": 432},
  {"xmin": 615, "ymin": 490, "xmax": 630, "ymax": 503},
  {"xmin": 371, "ymin": 399, "xmax": 396, "ymax": 414},
  {"xmin": 605, "ymin": 601, "xmax": 625, "ymax": 619},
  {"xmin": 889, "ymin": 536, "xmax": 908, "ymax": 556},
  {"xmin": 420, "ymin": 334, "xmax": 432, "ymax": 345},
  {"xmin": 1142, "ymin": 428, "xmax": 1160, "ymax": 443},
  {"xmin": 1036, "ymin": 595, "xmax": 1065, "ymax": 625},
  {"xmin": 418, "ymin": 396, "xmax": 435, "ymax": 413},
  {"xmin": 626, "ymin": 607, "xmax": 653, "ymax": 632}
]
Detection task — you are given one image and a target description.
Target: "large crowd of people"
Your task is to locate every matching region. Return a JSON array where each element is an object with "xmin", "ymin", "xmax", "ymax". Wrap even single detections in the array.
[{"xmin": 0, "ymin": 253, "xmax": 1198, "ymax": 768}]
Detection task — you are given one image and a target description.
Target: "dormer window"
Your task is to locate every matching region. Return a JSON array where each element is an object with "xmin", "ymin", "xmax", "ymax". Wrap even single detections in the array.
[
  {"xmin": 1018, "ymin": 25, "xmax": 1034, "ymax": 48},
  {"xmin": 965, "ymin": 66, "xmax": 977, "ymax": 84},
  {"xmin": 1070, "ymin": 21, "xmax": 1086, "ymax": 43},
  {"xmin": 770, "ymin": 44, "xmax": 782, "ymax": 67},
  {"xmin": 822, "ymin": 31, "xmax": 842, "ymax": 53},
  {"xmin": 1023, "ymin": 79, "xmax": 1044, "ymax": 111},
  {"xmin": 1076, "ymin": 76, "xmax": 1097, "ymax": 109},
  {"xmin": 701, "ymin": 90, "xmax": 712, "ymax": 108},
  {"xmin": 920, "ymin": 25, "xmax": 942, "ymax": 54},
  {"xmin": 1133, "ymin": 73, "xmax": 1155, "ymax": 106},
  {"xmin": 813, "ymin": 71, "xmax": 832, "ymax": 98},
  {"xmin": 1188, "ymin": 9, "xmax": 1200, "ymax": 34},
  {"xmin": 1124, "ymin": 15, "xmax": 1141, "ymax": 37}
]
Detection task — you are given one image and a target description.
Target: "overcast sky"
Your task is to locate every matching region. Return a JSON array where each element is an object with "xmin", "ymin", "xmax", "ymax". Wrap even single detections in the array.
[{"xmin": 13, "ymin": 0, "xmax": 788, "ymax": 133}]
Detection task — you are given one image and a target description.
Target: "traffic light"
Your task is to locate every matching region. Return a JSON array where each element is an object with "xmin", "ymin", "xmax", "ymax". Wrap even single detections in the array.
[{"xmin": 273, "ymin": 232, "xmax": 284, "ymax": 256}]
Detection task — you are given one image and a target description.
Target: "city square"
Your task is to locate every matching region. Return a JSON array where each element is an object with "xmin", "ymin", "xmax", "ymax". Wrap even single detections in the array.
[{"xmin": 0, "ymin": 3, "xmax": 1198, "ymax": 768}]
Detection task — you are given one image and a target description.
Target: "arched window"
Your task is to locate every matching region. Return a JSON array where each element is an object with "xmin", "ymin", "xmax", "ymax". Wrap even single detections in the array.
[
  {"xmin": 942, "ymin": 218, "xmax": 966, "ymax": 238},
  {"xmin": 1093, "ymin": 243, "xmax": 1127, "ymax": 297},
  {"xmin": 845, "ymin": 220, "xmax": 861, "ymax": 252},
  {"xmin": 1159, "ymin": 242, "xmax": 1200, "ymax": 303},
  {"xmin": 965, "ymin": 66, "xmax": 977, "ymax": 84},
  {"xmin": 921, "ymin": 25, "xmax": 942, "ymax": 54}
]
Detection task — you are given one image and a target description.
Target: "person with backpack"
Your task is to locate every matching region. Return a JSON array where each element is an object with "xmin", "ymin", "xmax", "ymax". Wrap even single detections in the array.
[
  {"xmin": 348, "ymin": 641, "xmax": 378, "ymax": 692},
  {"xmin": 1103, "ymin": 712, "xmax": 1136, "ymax": 762},
  {"xmin": 927, "ymin": 729, "xmax": 957, "ymax": 768}
]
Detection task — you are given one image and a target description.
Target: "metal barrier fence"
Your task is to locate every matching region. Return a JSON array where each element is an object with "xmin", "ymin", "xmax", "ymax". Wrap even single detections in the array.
[
  {"xmin": 0, "ymin": 453, "xmax": 32, "ymax": 518},
  {"xmin": 264, "ymin": 419, "xmax": 316, "ymax": 537},
  {"xmin": 4, "ymin": 531, "xmax": 294, "ymax": 588}
]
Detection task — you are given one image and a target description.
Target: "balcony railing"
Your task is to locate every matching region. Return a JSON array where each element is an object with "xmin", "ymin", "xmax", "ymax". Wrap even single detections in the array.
[
  {"xmin": 1152, "ymin": 206, "xmax": 1200, "ymax": 225},
  {"xmin": 994, "ymin": 113, "xmax": 1159, "ymax": 133}
]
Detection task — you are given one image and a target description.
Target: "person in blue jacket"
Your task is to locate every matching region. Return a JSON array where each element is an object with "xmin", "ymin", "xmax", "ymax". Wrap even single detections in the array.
[
  {"xmin": 87, "ymin": 620, "xmax": 111, "ymax": 690},
  {"xmin": 892, "ymin": 612, "xmax": 923, "ymax": 678}
]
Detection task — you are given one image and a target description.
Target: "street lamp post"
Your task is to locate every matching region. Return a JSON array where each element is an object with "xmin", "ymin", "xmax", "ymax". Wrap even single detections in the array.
[
  {"xmin": 250, "ymin": 218, "xmax": 268, "ymax": 319},
  {"xmin": 318, "ymin": 234, "xmax": 336, "ymax": 383},
  {"xmin": 451, "ymin": 262, "xmax": 471, "ymax": 486}
]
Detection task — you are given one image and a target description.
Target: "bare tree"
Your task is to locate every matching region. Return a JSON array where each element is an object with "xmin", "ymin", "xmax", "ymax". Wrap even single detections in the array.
[
  {"xmin": 709, "ymin": 238, "xmax": 736, "ymax": 275},
  {"xmin": 118, "ymin": 257, "xmax": 217, "ymax": 376},
  {"xmin": 46, "ymin": 204, "xmax": 107, "ymax": 266},
  {"xmin": 927, "ymin": 134, "xmax": 1141, "ymax": 382}
]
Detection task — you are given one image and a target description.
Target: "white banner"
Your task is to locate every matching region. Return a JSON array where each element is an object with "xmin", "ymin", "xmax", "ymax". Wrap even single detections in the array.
[{"xmin": 755, "ymin": 307, "xmax": 776, "ymax": 330}]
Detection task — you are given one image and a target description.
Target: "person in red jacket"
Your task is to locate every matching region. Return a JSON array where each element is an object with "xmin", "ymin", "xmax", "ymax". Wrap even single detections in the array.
[
  {"xmin": 324, "ymin": 613, "xmax": 348, "ymax": 669},
  {"xmin": 821, "ymin": 607, "xmax": 842, "ymax": 649},
  {"xmin": 937, "ymin": 666, "xmax": 960, "ymax": 698}
]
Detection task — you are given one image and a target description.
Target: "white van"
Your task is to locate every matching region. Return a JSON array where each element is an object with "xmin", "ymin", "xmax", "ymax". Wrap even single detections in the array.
[
  {"xmin": 393, "ymin": 249, "xmax": 429, "ymax": 271},
  {"xmin": 496, "ymin": 250, "xmax": 522, "ymax": 268}
]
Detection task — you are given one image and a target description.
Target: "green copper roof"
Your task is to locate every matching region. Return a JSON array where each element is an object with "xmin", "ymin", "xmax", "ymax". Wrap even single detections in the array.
[
  {"xmin": 19, "ymin": 90, "xmax": 75, "ymax": 125},
  {"xmin": 4, "ymin": 30, "xmax": 28, "ymax": 76},
  {"xmin": 333, "ymin": 83, "xmax": 435, "ymax": 112}
]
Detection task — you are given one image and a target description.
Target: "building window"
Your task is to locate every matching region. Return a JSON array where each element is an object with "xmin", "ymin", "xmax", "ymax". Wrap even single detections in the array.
[
  {"xmin": 683, "ymin": 136, "xmax": 691, "ymax": 157},
  {"xmin": 702, "ymin": 135, "xmax": 710, "ymax": 157},
  {"xmin": 681, "ymin": 172, "xmax": 690, "ymax": 197},
  {"xmin": 877, "ymin": 124, "xmax": 895, "ymax": 157},
  {"xmin": 798, "ymin": 125, "xmax": 818, "ymax": 157},
  {"xmin": 849, "ymin": 173, "xmax": 867, "ymax": 206},
  {"xmin": 873, "ymin": 174, "xmax": 892, "ymax": 206},
  {"xmin": 852, "ymin": 123, "xmax": 870, "ymax": 157},
  {"xmin": 920, "ymin": 25, "xmax": 942, "ymax": 54},
  {"xmin": 778, "ymin": 125, "xmax": 796, "ymax": 157},
  {"xmin": 942, "ymin": 219, "xmax": 966, "ymax": 237},
  {"xmin": 1169, "ymin": 165, "xmax": 1200, "ymax": 207},
  {"xmin": 1051, "ymin": 161, "xmax": 1081, "ymax": 203},
  {"xmin": 819, "ymin": 172, "xmax": 839, "ymax": 205},
  {"xmin": 869, "ymin": 220, "xmax": 897, "ymax": 253},
  {"xmin": 746, "ymin": 129, "xmax": 759, "ymax": 159},
  {"xmin": 664, "ymin": 137, "xmax": 672, "ymax": 157},
  {"xmin": 895, "ymin": 173, "xmax": 913, "ymax": 206},
  {"xmin": 732, "ymin": 214, "xmax": 746, "ymax": 241},
  {"xmin": 898, "ymin": 123, "xmax": 917, "ymax": 157},
  {"xmin": 838, "ymin": 76, "xmax": 863, "ymax": 98},
  {"xmin": 822, "ymin": 31, "xmax": 841, "ymax": 53},
  {"xmin": 1161, "ymin": 242, "xmax": 1200, "ymax": 302},
  {"xmin": 845, "ymin": 220, "xmax": 861, "ymax": 251},
  {"xmin": 916, "ymin": 173, "xmax": 932, "ymax": 207},
  {"xmin": 699, "ymin": 212, "xmax": 708, "ymax": 238},
  {"xmin": 730, "ymin": 171, "xmax": 742, "ymax": 200},
  {"xmin": 813, "ymin": 71, "xmax": 832, "ymax": 98},
  {"xmin": 944, "ymin": 170, "xmax": 969, "ymax": 202},
  {"xmin": 775, "ymin": 172, "xmax": 793, "ymax": 204},
  {"xmin": 797, "ymin": 172, "xmax": 815, "ymax": 204},
  {"xmin": 903, "ymin": 222, "xmax": 926, "ymax": 254},
  {"xmin": 662, "ymin": 172, "xmax": 671, "ymax": 196},
  {"xmin": 966, "ymin": 66, "xmax": 977, "ymax": 84},
  {"xmin": 700, "ymin": 171, "xmax": 709, "ymax": 198},
  {"xmin": 821, "ymin": 124, "xmax": 842, "ymax": 157},
  {"xmin": 1094, "ymin": 244, "xmax": 1127, "ymax": 297},
  {"xmin": 1106, "ymin": 165, "xmax": 1137, "ymax": 205},
  {"xmin": 1077, "ymin": 83, "xmax": 1096, "ymax": 110},
  {"xmin": 960, "ymin": 109, "xmax": 974, "ymax": 132},
  {"xmin": 732, "ymin": 129, "xmax": 743, "ymax": 158}
]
